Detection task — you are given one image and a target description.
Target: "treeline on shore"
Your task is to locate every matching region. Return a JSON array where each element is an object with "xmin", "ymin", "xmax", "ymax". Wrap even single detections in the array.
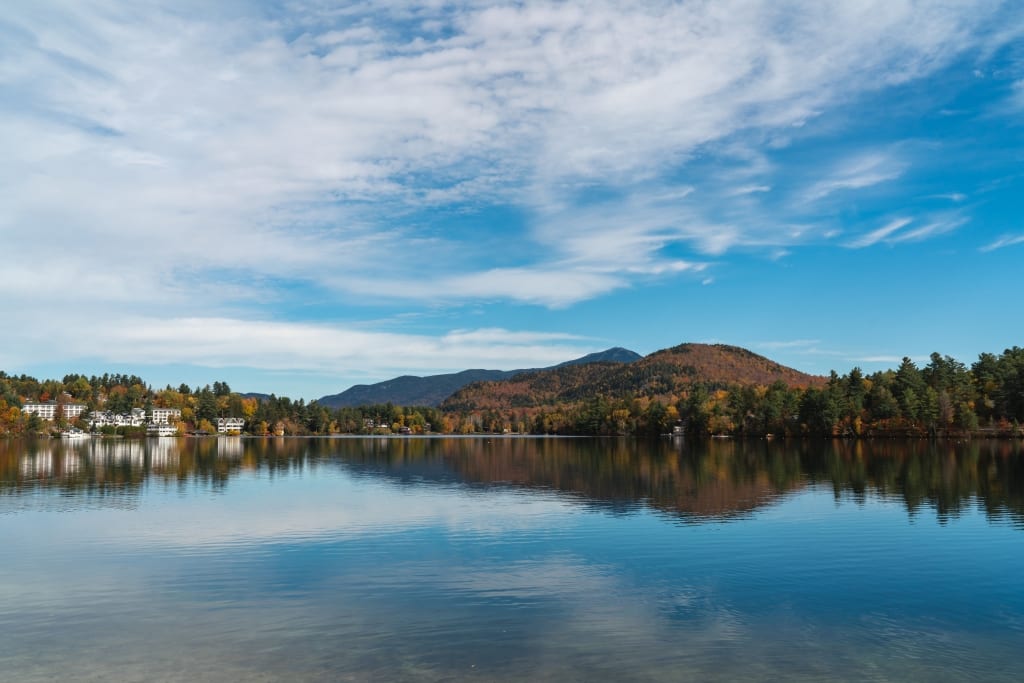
[
  {"xmin": 1, "ymin": 347, "xmax": 1023, "ymax": 438},
  {"xmin": 0, "ymin": 373, "xmax": 446, "ymax": 438},
  {"xmin": 477, "ymin": 350, "xmax": 1024, "ymax": 438}
]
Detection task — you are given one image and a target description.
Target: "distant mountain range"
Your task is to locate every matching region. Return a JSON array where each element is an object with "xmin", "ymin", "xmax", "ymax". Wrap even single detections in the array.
[
  {"xmin": 442, "ymin": 343, "xmax": 824, "ymax": 412},
  {"xmin": 317, "ymin": 347, "xmax": 642, "ymax": 408}
]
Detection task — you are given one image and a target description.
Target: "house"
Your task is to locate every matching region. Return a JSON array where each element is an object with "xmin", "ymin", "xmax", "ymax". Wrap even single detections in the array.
[{"xmin": 216, "ymin": 417, "xmax": 245, "ymax": 434}]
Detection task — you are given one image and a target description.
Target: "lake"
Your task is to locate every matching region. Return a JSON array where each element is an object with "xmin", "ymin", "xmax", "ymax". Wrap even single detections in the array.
[{"xmin": 1, "ymin": 436, "xmax": 1022, "ymax": 681}]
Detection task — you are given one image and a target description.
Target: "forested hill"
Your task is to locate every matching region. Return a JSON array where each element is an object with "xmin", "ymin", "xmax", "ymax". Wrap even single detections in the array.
[
  {"xmin": 317, "ymin": 347, "xmax": 642, "ymax": 408},
  {"xmin": 442, "ymin": 343, "xmax": 824, "ymax": 412},
  {"xmin": 555, "ymin": 347, "xmax": 642, "ymax": 367}
]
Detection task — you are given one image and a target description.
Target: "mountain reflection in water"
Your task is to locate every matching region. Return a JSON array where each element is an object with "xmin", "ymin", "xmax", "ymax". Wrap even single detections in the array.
[{"xmin": 3, "ymin": 436, "xmax": 1021, "ymax": 527}]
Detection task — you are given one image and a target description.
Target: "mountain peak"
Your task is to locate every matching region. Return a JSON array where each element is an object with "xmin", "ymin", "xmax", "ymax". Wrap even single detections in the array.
[
  {"xmin": 317, "ymin": 347, "xmax": 642, "ymax": 408},
  {"xmin": 557, "ymin": 347, "xmax": 643, "ymax": 367},
  {"xmin": 442, "ymin": 342, "xmax": 824, "ymax": 413}
]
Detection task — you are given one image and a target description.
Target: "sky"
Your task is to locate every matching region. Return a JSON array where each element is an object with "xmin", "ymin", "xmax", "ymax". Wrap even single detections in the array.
[{"xmin": 2, "ymin": 0, "xmax": 1023, "ymax": 400}]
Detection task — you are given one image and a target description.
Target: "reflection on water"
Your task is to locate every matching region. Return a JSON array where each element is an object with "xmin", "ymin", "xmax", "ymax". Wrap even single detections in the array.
[
  {"xmin": 1, "ymin": 437, "xmax": 1023, "ymax": 682},
  {"xmin": 4, "ymin": 437, "xmax": 242, "ymax": 494},
  {"xmin": 3, "ymin": 436, "xmax": 1023, "ymax": 526}
]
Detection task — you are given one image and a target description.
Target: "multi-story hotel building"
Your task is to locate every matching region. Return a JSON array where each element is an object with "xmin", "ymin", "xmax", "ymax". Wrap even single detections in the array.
[
  {"xmin": 21, "ymin": 401, "xmax": 87, "ymax": 421},
  {"xmin": 150, "ymin": 408, "xmax": 183, "ymax": 424}
]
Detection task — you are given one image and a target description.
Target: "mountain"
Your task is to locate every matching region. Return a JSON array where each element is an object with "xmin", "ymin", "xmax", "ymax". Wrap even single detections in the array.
[
  {"xmin": 555, "ymin": 347, "xmax": 642, "ymax": 367},
  {"xmin": 317, "ymin": 347, "xmax": 642, "ymax": 408},
  {"xmin": 442, "ymin": 343, "xmax": 825, "ymax": 412}
]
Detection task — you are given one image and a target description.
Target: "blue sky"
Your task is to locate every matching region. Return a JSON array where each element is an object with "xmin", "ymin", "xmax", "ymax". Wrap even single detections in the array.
[{"xmin": 2, "ymin": 1, "xmax": 1023, "ymax": 399}]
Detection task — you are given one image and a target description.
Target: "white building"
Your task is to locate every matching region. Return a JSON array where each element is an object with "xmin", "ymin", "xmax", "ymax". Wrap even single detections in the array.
[
  {"xmin": 87, "ymin": 411, "xmax": 112, "ymax": 428},
  {"xmin": 87, "ymin": 410, "xmax": 146, "ymax": 428},
  {"xmin": 147, "ymin": 423, "xmax": 179, "ymax": 437},
  {"xmin": 150, "ymin": 408, "xmax": 182, "ymax": 425},
  {"xmin": 217, "ymin": 417, "xmax": 245, "ymax": 434},
  {"xmin": 22, "ymin": 401, "xmax": 87, "ymax": 421}
]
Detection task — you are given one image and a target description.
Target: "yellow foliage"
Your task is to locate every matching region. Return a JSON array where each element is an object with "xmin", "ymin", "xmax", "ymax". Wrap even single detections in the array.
[{"xmin": 241, "ymin": 398, "xmax": 258, "ymax": 420}]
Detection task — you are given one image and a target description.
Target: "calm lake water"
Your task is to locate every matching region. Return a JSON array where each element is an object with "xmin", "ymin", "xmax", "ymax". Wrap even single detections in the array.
[{"xmin": 2, "ymin": 436, "xmax": 1022, "ymax": 682}]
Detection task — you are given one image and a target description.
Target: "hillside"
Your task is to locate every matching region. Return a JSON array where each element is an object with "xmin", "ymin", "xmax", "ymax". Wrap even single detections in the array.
[
  {"xmin": 442, "ymin": 343, "xmax": 824, "ymax": 412},
  {"xmin": 555, "ymin": 347, "xmax": 641, "ymax": 367},
  {"xmin": 317, "ymin": 347, "xmax": 641, "ymax": 408}
]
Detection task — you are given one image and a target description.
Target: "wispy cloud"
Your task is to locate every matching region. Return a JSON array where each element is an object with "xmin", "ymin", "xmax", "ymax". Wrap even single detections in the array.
[
  {"xmin": 845, "ymin": 218, "xmax": 913, "ymax": 248},
  {"xmin": 729, "ymin": 185, "xmax": 772, "ymax": 196},
  {"xmin": 980, "ymin": 234, "xmax": 1024, "ymax": 252},
  {"xmin": 889, "ymin": 217, "xmax": 967, "ymax": 243},
  {"xmin": 755, "ymin": 340, "xmax": 822, "ymax": 351},
  {"xmin": 929, "ymin": 192, "xmax": 967, "ymax": 202},
  {"xmin": 3, "ymin": 3, "xmax": 1011, "ymax": 296},
  {"xmin": 844, "ymin": 215, "xmax": 965, "ymax": 249},
  {"xmin": 802, "ymin": 152, "xmax": 907, "ymax": 203},
  {"xmin": 2, "ymin": 314, "xmax": 597, "ymax": 377},
  {"xmin": 2, "ymin": 0, "xmax": 1022, "ymax": 381}
]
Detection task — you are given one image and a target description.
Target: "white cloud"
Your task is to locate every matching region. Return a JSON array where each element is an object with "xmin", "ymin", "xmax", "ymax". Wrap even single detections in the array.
[
  {"xmin": 980, "ymin": 233, "xmax": 1024, "ymax": 252},
  {"xmin": 888, "ymin": 217, "xmax": 966, "ymax": 243},
  {"xmin": 730, "ymin": 185, "xmax": 772, "ymax": 196},
  {"xmin": 1, "ymin": 313, "xmax": 597, "ymax": 376},
  {"xmin": 440, "ymin": 328, "xmax": 581, "ymax": 345},
  {"xmin": 802, "ymin": 152, "xmax": 907, "ymax": 204},
  {"xmin": 844, "ymin": 215, "xmax": 966, "ymax": 248},
  {"xmin": 324, "ymin": 266, "xmax": 639, "ymax": 308},
  {"xmin": 2, "ymin": 0, "xmax": 1021, "ymax": 373},
  {"xmin": 844, "ymin": 218, "xmax": 913, "ymax": 248},
  {"xmin": 755, "ymin": 340, "xmax": 821, "ymax": 350}
]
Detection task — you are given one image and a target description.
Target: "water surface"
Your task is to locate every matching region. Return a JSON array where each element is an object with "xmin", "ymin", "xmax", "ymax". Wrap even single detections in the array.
[{"xmin": 2, "ymin": 437, "xmax": 1022, "ymax": 681}]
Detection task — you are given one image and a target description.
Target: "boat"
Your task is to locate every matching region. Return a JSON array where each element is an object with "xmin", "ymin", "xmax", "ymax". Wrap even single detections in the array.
[{"xmin": 60, "ymin": 428, "xmax": 90, "ymax": 439}]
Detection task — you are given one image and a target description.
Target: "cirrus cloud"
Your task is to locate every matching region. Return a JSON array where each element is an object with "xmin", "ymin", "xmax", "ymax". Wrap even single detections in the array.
[{"xmin": 2, "ymin": 0, "xmax": 1022, "ymax": 386}]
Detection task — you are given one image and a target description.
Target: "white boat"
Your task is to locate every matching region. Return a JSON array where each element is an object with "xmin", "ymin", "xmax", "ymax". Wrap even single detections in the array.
[{"xmin": 60, "ymin": 428, "xmax": 90, "ymax": 439}]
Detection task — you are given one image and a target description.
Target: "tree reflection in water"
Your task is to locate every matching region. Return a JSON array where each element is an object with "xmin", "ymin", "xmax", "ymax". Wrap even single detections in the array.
[{"xmin": 2, "ymin": 436, "xmax": 1022, "ymax": 527}]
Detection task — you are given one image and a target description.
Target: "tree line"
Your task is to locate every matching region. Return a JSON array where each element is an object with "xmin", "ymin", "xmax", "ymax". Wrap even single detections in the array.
[
  {"xmin": 435, "ymin": 348, "xmax": 1024, "ymax": 437},
  {"xmin": 0, "ymin": 371, "xmax": 446, "ymax": 437},
  {"xmin": 1, "ymin": 346, "xmax": 1023, "ymax": 437}
]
